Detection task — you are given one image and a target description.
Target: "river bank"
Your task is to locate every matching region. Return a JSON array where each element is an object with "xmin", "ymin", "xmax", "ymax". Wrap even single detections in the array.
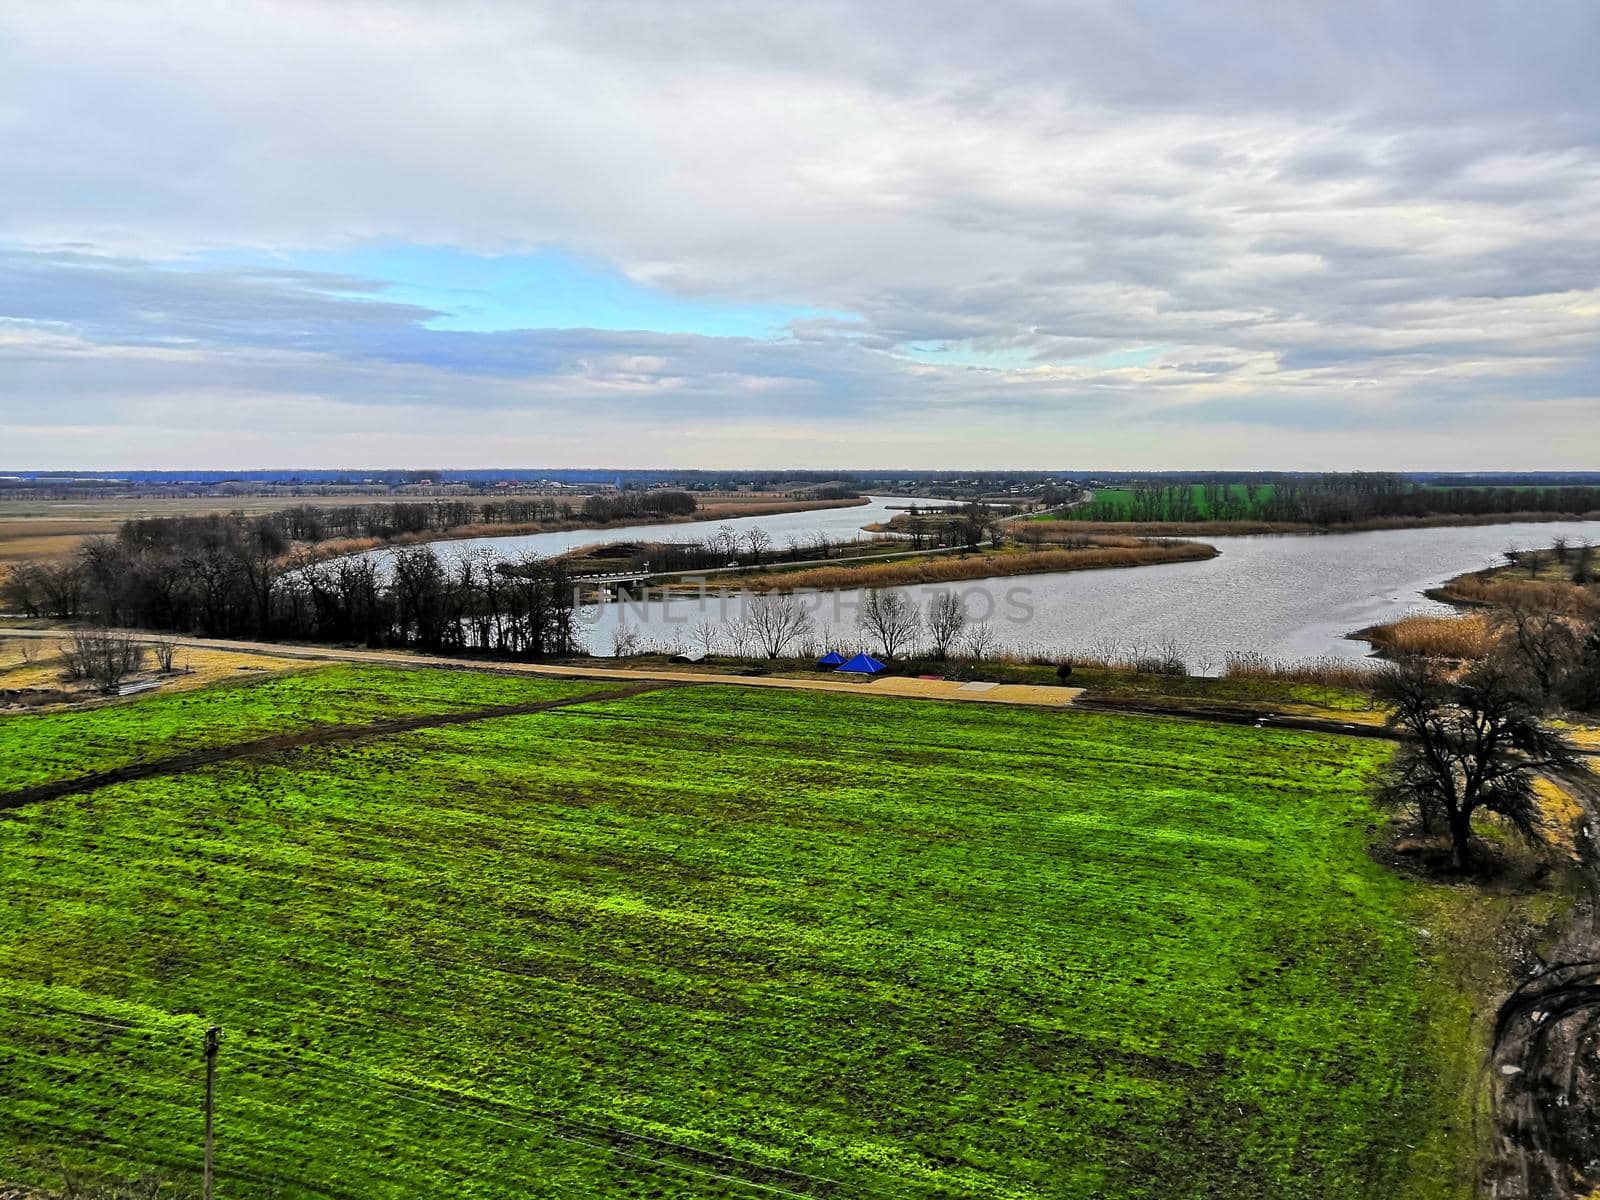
[
  {"xmin": 1031, "ymin": 510, "xmax": 1600, "ymax": 538},
  {"xmin": 701, "ymin": 537, "xmax": 1218, "ymax": 592}
]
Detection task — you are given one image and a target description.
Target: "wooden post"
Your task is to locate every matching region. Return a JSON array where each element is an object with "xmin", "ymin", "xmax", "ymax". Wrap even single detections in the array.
[{"xmin": 203, "ymin": 1025, "xmax": 221, "ymax": 1200}]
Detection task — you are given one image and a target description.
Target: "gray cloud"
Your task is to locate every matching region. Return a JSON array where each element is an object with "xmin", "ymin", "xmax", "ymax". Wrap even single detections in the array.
[{"xmin": 0, "ymin": 1, "xmax": 1597, "ymax": 466}]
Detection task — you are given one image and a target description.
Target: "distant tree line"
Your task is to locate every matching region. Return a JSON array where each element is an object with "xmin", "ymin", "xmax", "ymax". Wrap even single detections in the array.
[
  {"xmin": 1069, "ymin": 474, "xmax": 1600, "ymax": 525},
  {"xmin": 208, "ymin": 489, "xmax": 699, "ymax": 545},
  {"xmin": 3, "ymin": 516, "xmax": 582, "ymax": 657}
]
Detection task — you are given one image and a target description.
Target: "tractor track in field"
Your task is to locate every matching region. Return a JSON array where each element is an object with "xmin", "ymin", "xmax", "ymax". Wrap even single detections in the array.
[
  {"xmin": 0, "ymin": 682, "xmax": 675, "ymax": 812},
  {"xmin": 1486, "ymin": 763, "xmax": 1600, "ymax": 1199}
]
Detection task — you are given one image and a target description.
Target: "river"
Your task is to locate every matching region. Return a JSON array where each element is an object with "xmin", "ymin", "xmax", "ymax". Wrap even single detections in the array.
[
  {"xmin": 381, "ymin": 502, "xmax": 1600, "ymax": 668},
  {"xmin": 368, "ymin": 494, "xmax": 957, "ymax": 561}
]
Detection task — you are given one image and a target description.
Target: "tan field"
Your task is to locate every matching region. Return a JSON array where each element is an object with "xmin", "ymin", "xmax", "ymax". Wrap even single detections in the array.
[{"xmin": 0, "ymin": 633, "xmax": 312, "ymax": 708}]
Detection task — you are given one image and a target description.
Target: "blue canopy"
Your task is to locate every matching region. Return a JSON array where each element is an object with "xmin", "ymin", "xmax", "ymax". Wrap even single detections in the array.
[
  {"xmin": 835, "ymin": 653, "xmax": 886, "ymax": 675},
  {"xmin": 816, "ymin": 651, "xmax": 847, "ymax": 666}
]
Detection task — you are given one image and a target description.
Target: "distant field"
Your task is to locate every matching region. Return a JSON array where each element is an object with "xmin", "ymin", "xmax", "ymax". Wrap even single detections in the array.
[
  {"xmin": 0, "ymin": 493, "xmax": 860, "ymax": 567},
  {"xmin": 1063, "ymin": 483, "xmax": 1277, "ymax": 523},
  {"xmin": 0, "ymin": 670, "xmax": 1479, "ymax": 1198}
]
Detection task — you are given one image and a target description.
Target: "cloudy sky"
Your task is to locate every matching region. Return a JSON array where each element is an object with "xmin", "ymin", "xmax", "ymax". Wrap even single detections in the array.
[{"xmin": 2, "ymin": 1, "xmax": 1597, "ymax": 469}]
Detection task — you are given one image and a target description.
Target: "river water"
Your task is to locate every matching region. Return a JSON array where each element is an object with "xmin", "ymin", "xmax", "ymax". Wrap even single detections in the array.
[
  {"xmin": 385, "ymin": 501, "xmax": 1600, "ymax": 667},
  {"xmin": 373, "ymin": 495, "xmax": 957, "ymax": 561}
]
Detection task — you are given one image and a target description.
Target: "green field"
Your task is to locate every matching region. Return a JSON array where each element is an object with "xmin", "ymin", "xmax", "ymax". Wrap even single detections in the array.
[
  {"xmin": 0, "ymin": 666, "xmax": 592, "ymax": 793},
  {"xmin": 1059, "ymin": 483, "xmax": 1277, "ymax": 523},
  {"xmin": 0, "ymin": 669, "xmax": 1479, "ymax": 1198}
]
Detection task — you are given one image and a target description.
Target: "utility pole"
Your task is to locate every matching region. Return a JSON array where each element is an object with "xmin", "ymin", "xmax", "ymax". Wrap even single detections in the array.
[{"xmin": 202, "ymin": 1025, "xmax": 222, "ymax": 1200}]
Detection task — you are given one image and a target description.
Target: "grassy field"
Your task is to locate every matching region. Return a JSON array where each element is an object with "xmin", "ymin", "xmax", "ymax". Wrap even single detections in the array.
[
  {"xmin": 1057, "ymin": 484, "xmax": 1276, "ymax": 524},
  {"xmin": 0, "ymin": 666, "xmax": 590, "ymax": 792},
  {"xmin": 0, "ymin": 669, "xmax": 1484, "ymax": 1198}
]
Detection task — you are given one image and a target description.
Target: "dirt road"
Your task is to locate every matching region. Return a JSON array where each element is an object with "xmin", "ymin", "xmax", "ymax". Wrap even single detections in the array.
[{"xmin": 0, "ymin": 628, "xmax": 1085, "ymax": 709}]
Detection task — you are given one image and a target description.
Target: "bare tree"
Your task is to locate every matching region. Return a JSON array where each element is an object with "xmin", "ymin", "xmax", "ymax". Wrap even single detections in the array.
[
  {"xmin": 723, "ymin": 615, "xmax": 755, "ymax": 658},
  {"xmin": 149, "ymin": 638, "xmax": 179, "ymax": 672},
  {"xmin": 715, "ymin": 524, "xmax": 740, "ymax": 563},
  {"xmin": 925, "ymin": 591, "xmax": 968, "ymax": 660},
  {"xmin": 610, "ymin": 621, "xmax": 644, "ymax": 658},
  {"xmin": 1495, "ymin": 594, "xmax": 1578, "ymax": 702},
  {"xmin": 742, "ymin": 527, "xmax": 773, "ymax": 565},
  {"xmin": 59, "ymin": 628, "xmax": 146, "ymax": 692},
  {"xmin": 962, "ymin": 622, "xmax": 1000, "ymax": 661},
  {"xmin": 1376, "ymin": 656, "xmax": 1575, "ymax": 870},
  {"xmin": 858, "ymin": 588, "xmax": 921, "ymax": 658},
  {"xmin": 744, "ymin": 592, "xmax": 812, "ymax": 658},
  {"xmin": 690, "ymin": 619, "xmax": 720, "ymax": 656}
]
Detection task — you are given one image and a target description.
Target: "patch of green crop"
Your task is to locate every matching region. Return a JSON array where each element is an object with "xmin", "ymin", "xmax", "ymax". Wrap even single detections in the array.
[
  {"xmin": 0, "ymin": 673, "xmax": 1477, "ymax": 1198},
  {"xmin": 0, "ymin": 665, "xmax": 590, "ymax": 791},
  {"xmin": 1059, "ymin": 483, "xmax": 1280, "ymax": 523}
]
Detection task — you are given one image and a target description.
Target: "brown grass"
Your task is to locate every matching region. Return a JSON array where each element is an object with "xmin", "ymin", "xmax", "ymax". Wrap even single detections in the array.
[
  {"xmin": 742, "ymin": 539, "xmax": 1216, "ymax": 591},
  {"xmin": 1360, "ymin": 612, "xmax": 1495, "ymax": 660},
  {"xmin": 0, "ymin": 518, "xmax": 122, "ymax": 566},
  {"xmin": 1435, "ymin": 575, "xmax": 1600, "ymax": 619},
  {"xmin": 0, "ymin": 635, "xmax": 309, "ymax": 708},
  {"xmin": 1220, "ymin": 651, "xmax": 1378, "ymax": 690}
]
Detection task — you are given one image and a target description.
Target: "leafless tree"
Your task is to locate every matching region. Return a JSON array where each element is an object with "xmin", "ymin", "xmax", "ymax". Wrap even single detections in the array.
[
  {"xmin": 745, "ymin": 592, "xmax": 812, "ymax": 658},
  {"xmin": 611, "ymin": 621, "xmax": 644, "ymax": 658},
  {"xmin": 715, "ymin": 524, "xmax": 740, "ymax": 563},
  {"xmin": 149, "ymin": 638, "xmax": 179, "ymax": 672},
  {"xmin": 962, "ymin": 622, "xmax": 1001, "ymax": 661},
  {"xmin": 925, "ymin": 591, "xmax": 968, "ymax": 659},
  {"xmin": 690, "ymin": 619, "xmax": 720, "ymax": 656},
  {"xmin": 58, "ymin": 628, "xmax": 146, "ymax": 692},
  {"xmin": 1496, "ymin": 595, "xmax": 1578, "ymax": 702},
  {"xmin": 742, "ymin": 527, "xmax": 773, "ymax": 565},
  {"xmin": 1376, "ymin": 655, "xmax": 1574, "ymax": 870},
  {"xmin": 723, "ymin": 615, "xmax": 755, "ymax": 658},
  {"xmin": 858, "ymin": 588, "xmax": 921, "ymax": 658}
]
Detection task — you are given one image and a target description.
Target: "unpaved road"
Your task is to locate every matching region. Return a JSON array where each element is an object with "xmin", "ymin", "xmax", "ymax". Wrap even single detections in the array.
[
  {"xmin": 1486, "ymin": 764, "xmax": 1600, "ymax": 1199},
  {"xmin": 0, "ymin": 628, "xmax": 1085, "ymax": 709}
]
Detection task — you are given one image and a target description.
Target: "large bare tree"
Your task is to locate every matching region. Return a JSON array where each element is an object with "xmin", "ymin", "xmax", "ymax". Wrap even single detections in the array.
[
  {"xmin": 925, "ymin": 591, "xmax": 968, "ymax": 660},
  {"xmin": 1376, "ymin": 656, "xmax": 1575, "ymax": 870},
  {"xmin": 744, "ymin": 592, "xmax": 812, "ymax": 658},
  {"xmin": 858, "ymin": 589, "xmax": 921, "ymax": 659},
  {"xmin": 742, "ymin": 527, "xmax": 773, "ymax": 565}
]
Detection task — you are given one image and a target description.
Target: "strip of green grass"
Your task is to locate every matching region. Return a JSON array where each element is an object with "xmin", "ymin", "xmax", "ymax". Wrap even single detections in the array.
[
  {"xmin": 1061, "ymin": 483, "xmax": 1278, "ymax": 523},
  {"xmin": 0, "ymin": 665, "xmax": 590, "ymax": 792},
  {"xmin": 0, "ymin": 675, "xmax": 1476, "ymax": 1198}
]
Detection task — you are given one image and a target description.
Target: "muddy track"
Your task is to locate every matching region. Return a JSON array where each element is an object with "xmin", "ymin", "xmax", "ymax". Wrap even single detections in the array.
[
  {"xmin": 1071, "ymin": 694, "xmax": 1395, "ymax": 740},
  {"xmin": 0, "ymin": 682, "xmax": 674, "ymax": 812},
  {"xmin": 1486, "ymin": 764, "xmax": 1600, "ymax": 1199}
]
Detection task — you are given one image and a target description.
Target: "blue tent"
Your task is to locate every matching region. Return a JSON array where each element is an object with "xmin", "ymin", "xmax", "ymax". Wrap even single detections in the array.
[
  {"xmin": 816, "ymin": 651, "xmax": 847, "ymax": 667},
  {"xmin": 835, "ymin": 653, "xmax": 886, "ymax": 675}
]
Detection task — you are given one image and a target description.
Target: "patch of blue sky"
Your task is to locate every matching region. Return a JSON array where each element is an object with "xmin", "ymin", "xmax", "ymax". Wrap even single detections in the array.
[{"xmin": 186, "ymin": 243, "xmax": 837, "ymax": 339}]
